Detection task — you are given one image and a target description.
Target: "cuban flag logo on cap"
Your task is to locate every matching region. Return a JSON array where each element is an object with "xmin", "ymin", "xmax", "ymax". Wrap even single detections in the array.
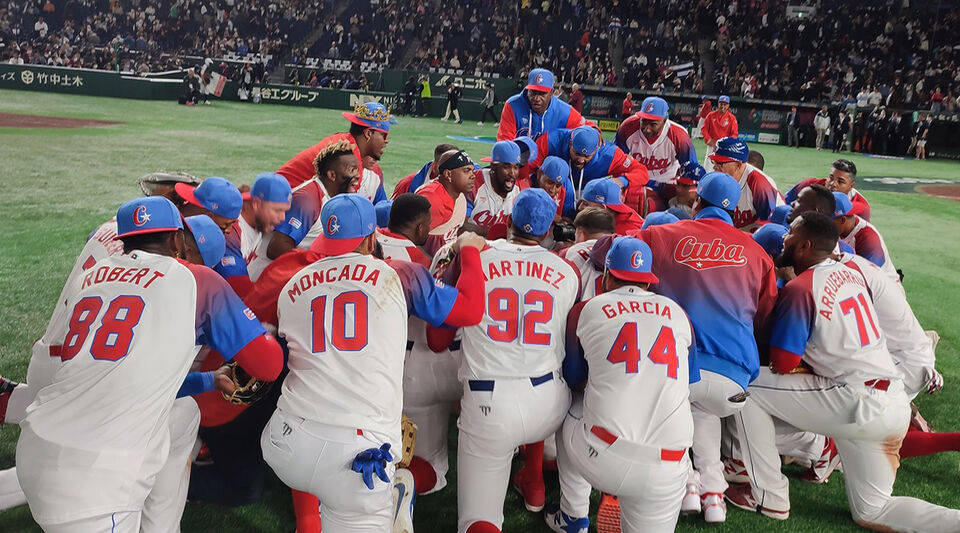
[
  {"xmin": 523, "ymin": 223, "xmax": 533, "ymax": 233},
  {"xmin": 722, "ymin": 198, "xmax": 731, "ymax": 208},
  {"xmin": 198, "ymin": 235, "xmax": 206, "ymax": 244},
  {"xmin": 631, "ymin": 251, "xmax": 644, "ymax": 268},
  {"xmin": 594, "ymin": 195, "xmax": 605, "ymax": 202},
  {"xmin": 535, "ymin": 73, "xmax": 544, "ymax": 84},
  {"xmin": 326, "ymin": 215, "xmax": 341, "ymax": 235},
  {"xmin": 133, "ymin": 205, "xmax": 151, "ymax": 227}
]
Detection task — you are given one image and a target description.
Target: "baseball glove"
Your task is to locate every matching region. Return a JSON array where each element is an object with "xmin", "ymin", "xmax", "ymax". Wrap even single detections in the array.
[
  {"xmin": 220, "ymin": 362, "xmax": 274, "ymax": 405},
  {"xmin": 398, "ymin": 415, "xmax": 418, "ymax": 468},
  {"xmin": 138, "ymin": 171, "xmax": 201, "ymax": 196}
]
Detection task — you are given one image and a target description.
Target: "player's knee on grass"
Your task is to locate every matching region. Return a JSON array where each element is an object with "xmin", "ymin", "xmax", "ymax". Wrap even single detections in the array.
[{"xmin": 466, "ymin": 520, "xmax": 501, "ymax": 533}]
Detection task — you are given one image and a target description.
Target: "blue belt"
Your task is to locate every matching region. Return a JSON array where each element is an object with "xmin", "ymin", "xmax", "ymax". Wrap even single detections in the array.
[
  {"xmin": 405, "ymin": 340, "xmax": 462, "ymax": 351},
  {"xmin": 468, "ymin": 372, "xmax": 553, "ymax": 391}
]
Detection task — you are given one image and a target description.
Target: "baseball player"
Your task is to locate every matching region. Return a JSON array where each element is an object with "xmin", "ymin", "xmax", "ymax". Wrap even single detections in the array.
[
  {"xmin": 693, "ymin": 96, "xmax": 711, "ymax": 139},
  {"xmin": 727, "ymin": 212, "xmax": 960, "ymax": 531},
  {"xmin": 562, "ymin": 208, "xmax": 616, "ymax": 299},
  {"xmin": 707, "ymin": 137, "xmax": 785, "ymax": 230},
  {"xmin": 627, "ymin": 172, "xmax": 778, "ymax": 523},
  {"xmin": 216, "ymin": 172, "xmax": 292, "ymax": 293},
  {"xmin": 416, "ymin": 150, "xmax": 476, "ymax": 252},
  {"xmin": 265, "ymin": 140, "xmax": 360, "ymax": 258},
  {"xmin": 534, "ymin": 156, "xmax": 577, "ymax": 220},
  {"xmin": 529, "ymin": 126, "xmax": 650, "ymax": 215},
  {"xmin": 831, "ymin": 193, "xmax": 899, "ymax": 282},
  {"xmin": 16, "ymin": 196, "xmax": 283, "ymax": 532},
  {"xmin": 547, "ymin": 237, "xmax": 697, "ymax": 533},
  {"xmin": 174, "ymin": 176, "xmax": 244, "ymax": 234},
  {"xmin": 701, "ymin": 95, "xmax": 738, "ymax": 172},
  {"xmin": 376, "ymin": 193, "xmax": 433, "ymax": 267},
  {"xmin": 456, "ymin": 188, "xmax": 580, "ymax": 533},
  {"xmin": 497, "ymin": 68, "xmax": 589, "ymax": 141},
  {"xmin": 784, "ymin": 159, "xmax": 871, "ymax": 220},
  {"xmin": 578, "ymin": 178, "xmax": 645, "ymax": 234},
  {"xmin": 260, "ymin": 194, "xmax": 487, "ymax": 533},
  {"xmin": 615, "ymin": 96, "xmax": 698, "ymax": 187},
  {"xmin": 391, "ymin": 143, "xmax": 459, "ymax": 198},
  {"xmin": 667, "ymin": 162, "xmax": 706, "ymax": 219},
  {"xmin": 470, "ymin": 141, "xmax": 523, "ymax": 239}
]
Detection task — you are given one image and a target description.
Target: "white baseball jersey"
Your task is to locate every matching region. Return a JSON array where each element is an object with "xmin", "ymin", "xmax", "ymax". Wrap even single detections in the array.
[
  {"xmin": 470, "ymin": 168, "xmax": 519, "ymax": 235},
  {"xmin": 842, "ymin": 216, "xmax": 899, "ymax": 283},
  {"xmin": 356, "ymin": 167, "xmax": 384, "ymax": 203},
  {"xmin": 731, "ymin": 163, "xmax": 785, "ymax": 230},
  {"xmin": 839, "ymin": 253, "xmax": 933, "ymax": 370},
  {"xmin": 562, "ymin": 239, "xmax": 603, "ymax": 299},
  {"xmin": 461, "ymin": 240, "xmax": 579, "ymax": 379},
  {"xmin": 575, "ymin": 286, "xmax": 695, "ymax": 449},
  {"xmin": 19, "ymin": 252, "xmax": 262, "ymax": 523},
  {"xmin": 278, "ymin": 253, "xmax": 407, "ymax": 438},
  {"xmin": 617, "ymin": 120, "xmax": 696, "ymax": 184},
  {"xmin": 377, "ymin": 229, "xmax": 432, "ymax": 268},
  {"xmin": 237, "ymin": 215, "xmax": 263, "ymax": 262},
  {"xmin": 771, "ymin": 259, "xmax": 899, "ymax": 384}
]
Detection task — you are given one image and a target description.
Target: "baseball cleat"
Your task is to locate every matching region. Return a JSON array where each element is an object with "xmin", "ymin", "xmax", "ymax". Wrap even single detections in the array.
[
  {"xmin": 723, "ymin": 457, "xmax": 749, "ymax": 484},
  {"xmin": 800, "ymin": 437, "xmax": 841, "ymax": 484},
  {"xmin": 392, "ymin": 468, "xmax": 416, "ymax": 533},
  {"xmin": 680, "ymin": 483, "xmax": 701, "ymax": 514},
  {"xmin": 512, "ymin": 470, "xmax": 545, "ymax": 512},
  {"xmin": 544, "ymin": 504, "xmax": 589, "ymax": 533},
  {"xmin": 724, "ymin": 483, "xmax": 789, "ymax": 520},
  {"xmin": 596, "ymin": 493, "xmax": 621, "ymax": 533},
  {"xmin": 702, "ymin": 493, "xmax": 727, "ymax": 523}
]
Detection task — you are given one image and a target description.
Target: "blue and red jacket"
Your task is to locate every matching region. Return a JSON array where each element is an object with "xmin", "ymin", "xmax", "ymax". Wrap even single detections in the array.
[{"xmin": 497, "ymin": 92, "xmax": 588, "ymax": 141}]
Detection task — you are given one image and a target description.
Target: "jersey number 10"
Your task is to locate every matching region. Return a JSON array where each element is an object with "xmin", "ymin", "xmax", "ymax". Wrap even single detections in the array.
[
  {"xmin": 607, "ymin": 324, "xmax": 678, "ymax": 378},
  {"xmin": 310, "ymin": 291, "xmax": 369, "ymax": 352}
]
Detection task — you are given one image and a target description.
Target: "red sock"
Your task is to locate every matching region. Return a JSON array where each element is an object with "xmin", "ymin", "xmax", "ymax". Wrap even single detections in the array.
[
  {"xmin": 407, "ymin": 455, "xmax": 438, "ymax": 494},
  {"xmin": 520, "ymin": 441, "xmax": 544, "ymax": 478},
  {"xmin": 291, "ymin": 489, "xmax": 321, "ymax": 533},
  {"xmin": 900, "ymin": 431, "xmax": 960, "ymax": 458},
  {"xmin": 466, "ymin": 520, "xmax": 501, "ymax": 533}
]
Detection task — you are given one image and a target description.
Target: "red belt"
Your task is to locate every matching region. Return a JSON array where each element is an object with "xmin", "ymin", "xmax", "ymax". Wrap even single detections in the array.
[
  {"xmin": 48, "ymin": 345, "xmax": 62, "ymax": 357},
  {"xmin": 590, "ymin": 425, "xmax": 686, "ymax": 462},
  {"xmin": 864, "ymin": 379, "xmax": 890, "ymax": 391}
]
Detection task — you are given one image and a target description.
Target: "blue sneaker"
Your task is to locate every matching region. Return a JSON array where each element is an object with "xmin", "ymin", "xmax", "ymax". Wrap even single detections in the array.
[{"xmin": 544, "ymin": 503, "xmax": 589, "ymax": 533}]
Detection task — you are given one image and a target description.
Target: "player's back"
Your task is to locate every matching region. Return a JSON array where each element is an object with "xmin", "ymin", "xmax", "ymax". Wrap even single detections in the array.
[
  {"xmin": 577, "ymin": 286, "xmax": 694, "ymax": 449},
  {"xmin": 782, "ymin": 259, "xmax": 899, "ymax": 383},
  {"xmin": 278, "ymin": 252, "xmax": 407, "ymax": 437},
  {"xmin": 563, "ymin": 239, "xmax": 603, "ymax": 298},
  {"xmin": 844, "ymin": 216, "xmax": 898, "ymax": 282},
  {"xmin": 461, "ymin": 239, "xmax": 579, "ymax": 380}
]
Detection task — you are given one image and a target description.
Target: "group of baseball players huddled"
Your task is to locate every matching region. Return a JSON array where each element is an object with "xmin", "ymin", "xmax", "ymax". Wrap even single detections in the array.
[{"xmin": 1, "ymin": 66, "xmax": 958, "ymax": 533}]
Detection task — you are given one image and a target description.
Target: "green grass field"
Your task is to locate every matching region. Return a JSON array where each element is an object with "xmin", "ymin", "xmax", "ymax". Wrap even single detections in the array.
[{"xmin": 0, "ymin": 89, "xmax": 958, "ymax": 532}]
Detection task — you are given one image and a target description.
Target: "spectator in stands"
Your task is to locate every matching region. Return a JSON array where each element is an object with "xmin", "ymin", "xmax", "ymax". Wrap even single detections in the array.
[
  {"xmin": 930, "ymin": 86, "xmax": 944, "ymax": 113},
  {"xmin": 569, "ymin": 83, "xmax": 584, "ymax": 114},
  {"xmin": 479, "ymin": 83, "xmax": 497, "ymax": 126},
  {"xmin": 621, "ymin": 92, "xmax": 634, "ymax": 120},
  {"xmin": 441, "ymin": 81, "xmax": 463, "ymax": 124},
  {"xmin": 814, "ymin": 105, "xmax": 831, "ymax": 151}
]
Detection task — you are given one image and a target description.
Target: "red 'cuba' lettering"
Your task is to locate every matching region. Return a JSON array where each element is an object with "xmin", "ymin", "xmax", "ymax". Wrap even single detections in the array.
[
  {"xmin": 633, "ymin": 153, "xmax": 670, "ymax": 170},
  {"xmin": 673, "ymin": 236, "xmax": 747, "ymax": 270}
]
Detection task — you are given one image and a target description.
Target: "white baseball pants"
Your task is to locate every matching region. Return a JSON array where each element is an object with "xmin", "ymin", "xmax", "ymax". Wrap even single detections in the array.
[
  {"xmin": 688, "ymin": 370, "xmax": 746, "ymax": 496},
  {"xmin": 456, "ymin": 373, "xmax": 570, "ymax": 533},
  {"xmin": 37, "ymin": 511, "xmax": 141, "ymax": 533},
  {"xmin": 737, "ymin": 368, "xmax": 960, "ymax": 531},
  {"xmin": 141, "ymin": 396, "xmax": 201, "ymax": 533},
  {"xmin": 261, "ymin": 408, "xmax": 396, "ymax": 533},
  {"xmin": 556, "ymin": 398, "xmax": 687, "ymax": 533}
]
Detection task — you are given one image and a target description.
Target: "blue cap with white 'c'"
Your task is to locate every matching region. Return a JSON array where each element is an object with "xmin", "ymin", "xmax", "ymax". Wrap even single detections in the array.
[
  {"xmin": 310, "ymin": 193, "xmax": 377, "ymax": 256},
  {"xmin": 512, "ymin": 188, "xmax": 556, "ymax": 236},
  {"xmin": 709, "ymin": 137, "xmax": 749, "ymax": 163},
  {"xmin": 491, "ymin": 141, "xmax": 522, "ymax": 164},
  {"xmin": 605, "ymin": 236, "xmax": 659, "ymax": 284},
  {"xmin": 718, "ymin": 95, "xmax": 731, "ymax": 103},
  {"xmin": 832, "ymin": 192, "xmax": 853, "ymax": 218},
  {"xmin": 175, "ymin": 177, "xmax": 243, "ymax": 219},
  {"xmin": 250, "ymin": 172, "xmax": 293, "ymax": 204},
  {"xmin": 184, "ymin": 214, "xmax": 226, "ymax": 268},
  {"xmin": 697, "ymin": 172, "xmax": 741, "ymax": 210},
  {"xmin": 526, "ymin": 68, "xmax": 555, "ymax": 92},
  {"xmin": 539, "ymin": 156, "xmax": 570, "ymax": 185},
  {"xmin": 570, "ymin": 126, "xmax": 600, "ymax": 156},
  {"xmin": 637, "ymin": 96, "xmax": 669, "ymax": 120},
  {"xmin": 678, "ymin": 161, "xmax": 707, "ymax": 185},
  {"xmin": 641, "ymin": 211, "xmax": 680, "ymax": 229},
  {"xmin": 116, "ymin": 196, "xmax": 183, "ymax": 238}
]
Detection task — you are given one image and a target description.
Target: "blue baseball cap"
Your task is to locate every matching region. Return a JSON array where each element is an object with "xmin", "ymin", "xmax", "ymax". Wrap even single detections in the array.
[
  {"xmin": 718, "ymin": 95, "xmax": 731, "ymax": 103},
  {"xmin": 184, "ymin": 214, "xmax": 226, "ymax": 268},
  {"xmin": 310, "ymin": 193, "xmax": 377, "ymax": 255},
  {"xmin": 637, "ymin": 96, "xmax": 669, "ymax": 120},
  {"xmin": 249, "ymin": 172, "xmax": 292, "ymax": 204},
  {"xmin": 570, "ymin": 126, "xmax": 600, "ymax": 156},
  {"xmin": 771, "ymin": 204, "xmax": 791, "ymax": 227},
  {"xmin": 832, "ymin": 192, "xmax": 853, "ymax": 218},
  {"xmin": 678, "ymin": 162, "xmax": 707, "ymax": 185},
  {"xmin": 581, "ymin": 179, "xmax": 623, "ymax": 206},
  {"xmin": 539, "ymin": 156, "xmax": 570, "ymax": 185},
  {"xmin": 641, "ymin": 211, "xmax": 680, "ymax": 229},
  {"xmin": 342, "ymin": 102, "xmax": 391, "ymax": 133},
  {"xmin": 697, "ymin": 172, "xmax": 741, "ymax": 210},
  {"xmin": 116, "ymin": 196, "xmax": 183, "ymax": 238},
  {"xmin": 374, "ymin": 200, "xmax": 392, "ymax": 229},
  {"xmin": 753, "ymin": 224, "xmax": 788, "ymax": 259},
  {"xmin": 605, "ymin": 236, "xmax": 658, "ymax": 284},
  {"xmin": 512, "ymin": 188, "xmax": 556, "ymax": 236},
  {"xmin": 175, "ymin": 177, "xmax": 242, "ymax": 219},
  {"xmin": 491, "ymin": 141, "xmax": 522, "ymax": 164},
  {"xmin": 513, "ymin": 136, "xmax": 538, "ymax": 163},
  {"xmin": 525, "ymin": 68, "xmax": 554, "ymax": 92},
  {"xmin": 709, "ymin": 137, "xmax": 749, "ymax": 163}
]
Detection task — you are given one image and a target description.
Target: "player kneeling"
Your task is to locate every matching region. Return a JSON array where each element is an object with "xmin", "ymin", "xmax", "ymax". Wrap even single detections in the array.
[{"xmin": 546, "ymin": 237, "xmax": 696, "ymax": 533}]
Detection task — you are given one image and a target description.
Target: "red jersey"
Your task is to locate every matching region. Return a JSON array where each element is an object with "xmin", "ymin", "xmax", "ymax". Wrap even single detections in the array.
[
  {"xmin": 622, "ymin": 97, "xmax": 633, "ymax": 116},
  {"xmin": 696, "ymin": 101, "xmax": 713, "ymax": 121},
  {"xmin": 702, "ymin": 110, "xmax": 739, "ymax": 144}
]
